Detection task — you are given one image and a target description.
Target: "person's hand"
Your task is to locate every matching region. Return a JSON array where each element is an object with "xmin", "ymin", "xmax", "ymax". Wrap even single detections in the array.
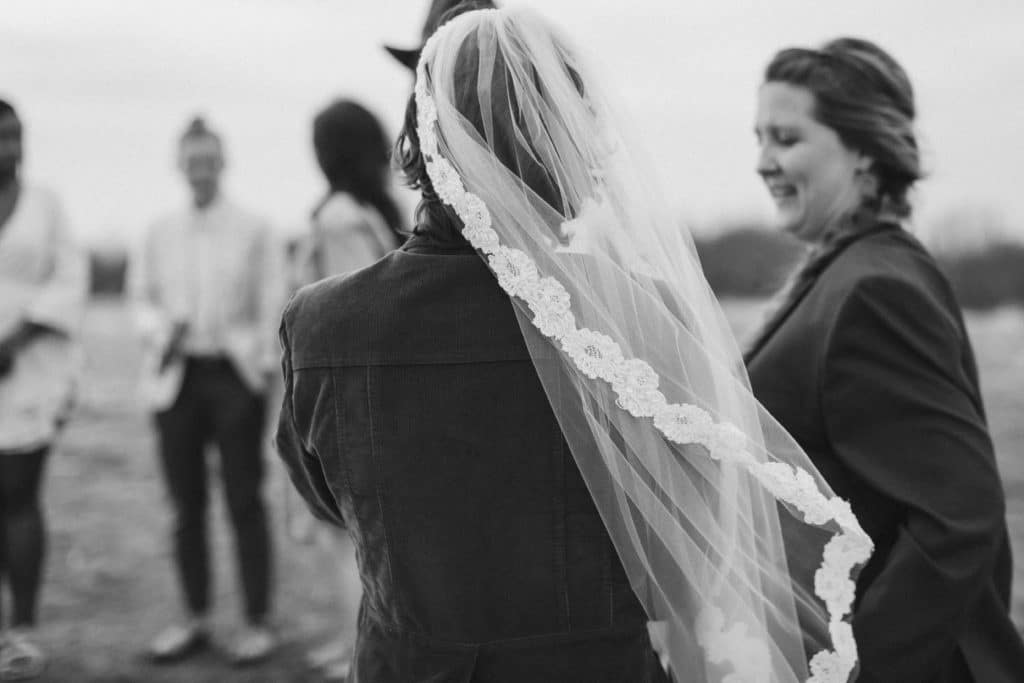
[
  {"xmin": 0, "ymin": 327, "xmax": 27, "ymax": 379},
  {"xmin": 0, "ymin": 322, "xmax": 55, "ymax": 379},
  {"xmin": 159, "ymin": 322, "xmax": 189, "ymax": 372},
  {"xmin": 0, "ymin": 343, "xmax": 13, "ymax": 378}
]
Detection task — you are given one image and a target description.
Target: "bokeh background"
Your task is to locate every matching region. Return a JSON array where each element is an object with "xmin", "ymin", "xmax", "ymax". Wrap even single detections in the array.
[
  {"xmin": 2, "ymin": 1, "xmax": 1023, "ymax": 680},
  {"xmin": 4, "ymin": 0, "xmax": 1024, "ymax": 245}
]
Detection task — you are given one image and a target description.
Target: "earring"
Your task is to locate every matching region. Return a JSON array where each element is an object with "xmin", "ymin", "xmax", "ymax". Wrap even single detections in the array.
[{"xmin": 856, "ymin": 169, "xmax": 879, "ymax": 199}]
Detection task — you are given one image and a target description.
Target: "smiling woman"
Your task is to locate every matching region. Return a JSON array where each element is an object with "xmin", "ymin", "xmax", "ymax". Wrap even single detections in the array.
[
  {"xmin": 755, "ymin": 83, "xmax": 875, "ymax": 241},
  {"xmin": 745, "ymin": 37, "xmax": 1024, "ymax": 683},
  {"xmin": 754, "ymin": 39, "xmax": 921, "ymax": 241}
]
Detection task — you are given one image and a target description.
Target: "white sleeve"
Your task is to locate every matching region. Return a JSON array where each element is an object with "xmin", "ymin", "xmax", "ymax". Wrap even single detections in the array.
[{"xmin": 24, "ymin": 192, "xmax": 88, "ymax": 338}]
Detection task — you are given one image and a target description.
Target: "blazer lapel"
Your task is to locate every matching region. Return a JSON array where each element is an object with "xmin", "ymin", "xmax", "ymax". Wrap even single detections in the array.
[
  {"xmin": 743, "ymin": 221, "xmax": 900, "ymax": 365},
  {"xmin": 743, "ymin": 272, "xmax": 817, "ymax": 365}
]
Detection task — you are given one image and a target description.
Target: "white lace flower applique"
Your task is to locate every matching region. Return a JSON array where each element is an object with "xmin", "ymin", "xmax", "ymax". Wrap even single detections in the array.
[
  {"xmin": 528, "ymin": 277, "xmax": 576, "ymax": 341},
  {"xmin": 653, "ymin": 402, "xmax": 714, "ymax": 445},
  {"xmin": 488, "ymin": 246, "xmax": 539, "ymax": 298},
  {"xmin": 558, "ymin": 328, "xmax": 623, "ymax": 383},
  {"xmin": 611, "ymin": 358, "xmax": 665, "ymax": 418}
]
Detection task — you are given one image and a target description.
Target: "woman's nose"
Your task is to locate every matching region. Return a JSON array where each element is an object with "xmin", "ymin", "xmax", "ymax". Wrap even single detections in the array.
[{"xmin": 756, "ymin": 143, "xmax": 778, "ymax": 177}]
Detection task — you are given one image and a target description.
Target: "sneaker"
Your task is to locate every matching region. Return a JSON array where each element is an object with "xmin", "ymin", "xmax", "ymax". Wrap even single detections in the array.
[
  {"xmin": 228, "ymin": 625, "xmax": 276, "ymax": 667},
  {"xmin": 0, "ymin": 629, "xmax": 46, "ymax": 681},
  {"xmin": 147, "ymin": 622, "xmax": 209, "ymax": 664},
  {"xmin": 306, "ymin": 636, "xmax": 350, "ymax": 669}
]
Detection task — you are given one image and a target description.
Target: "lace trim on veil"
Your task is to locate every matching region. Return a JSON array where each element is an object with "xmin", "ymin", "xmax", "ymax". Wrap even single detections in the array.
[{"xmin": 415, "ymin": 51, "xmax": 872, "ymax": 683}]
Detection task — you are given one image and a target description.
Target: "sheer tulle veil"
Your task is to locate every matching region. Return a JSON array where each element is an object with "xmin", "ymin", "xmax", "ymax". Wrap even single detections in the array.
[{"xmin": 412, "ymin": 8, "xmax": 874, "ymax": 682}]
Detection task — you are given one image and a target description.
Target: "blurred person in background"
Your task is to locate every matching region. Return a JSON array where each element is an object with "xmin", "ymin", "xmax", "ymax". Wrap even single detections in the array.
[
  {"xmin": 131, "ymin": 116, "xmax": 280, "ymax": 667},
  {"xmin": 284, "ymin": 98, "xmax": 403, "ymax": 681},
  {"xmin": 292, "ymin": 98, "xmax": 404, "ymax": 287},
  {"xmin": 746, "ymin": 37, "xmax": 1024, "ymax": 682},
  {"xmin": 0, "ymin": 97, "xmax": 87, "ymax": 681}
]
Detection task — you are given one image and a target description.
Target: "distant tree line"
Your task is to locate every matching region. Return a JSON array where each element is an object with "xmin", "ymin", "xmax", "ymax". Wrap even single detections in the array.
[
  {"xmin": 934, "ymin": 243, "xmax": 1024, "ymax": 310},
  {"xmin": 88, "ymin": 226, "xmax": 1024, "ymax": 310},
  {"xmin": 692, "ymin": 223, "xmax": 1024, "ymax": 309},
  {"xmin": 693, "ymin": 227, "xmax": 803, "ymax": 298}
]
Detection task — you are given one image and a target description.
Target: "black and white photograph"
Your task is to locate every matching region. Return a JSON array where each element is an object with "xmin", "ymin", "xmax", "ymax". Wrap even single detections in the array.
[{"xmin": 1, "ymin": 0, "xmax": 1023, "ymax": 681}]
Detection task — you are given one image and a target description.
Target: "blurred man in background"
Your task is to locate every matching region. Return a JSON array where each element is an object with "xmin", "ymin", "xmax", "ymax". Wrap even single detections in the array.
[{"xmin": 131, "ymin": 117, "xmax": 279, "ymax": 667}]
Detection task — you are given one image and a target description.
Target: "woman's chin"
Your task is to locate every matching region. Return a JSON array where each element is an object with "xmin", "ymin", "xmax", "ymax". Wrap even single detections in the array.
[{"xmin": 771, "ymin": 211, "xmax": 807, "ymax": 239}]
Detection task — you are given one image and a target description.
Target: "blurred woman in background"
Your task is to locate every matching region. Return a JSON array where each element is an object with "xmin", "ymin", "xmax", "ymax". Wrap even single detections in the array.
[
  {"xmin": 291, "ymin": 98, "xmax": 404, "ymax": 288},
  {"xmin": 284, "ymin": 98, "xmax": 403, "ymax": 681},
  {"xmin": 746, "ymin": 38, "xmax": 1024, "ymax": 682},
  {"xmin": 0, "ymin": 97, "xmax": 87, "ymax": 680}
]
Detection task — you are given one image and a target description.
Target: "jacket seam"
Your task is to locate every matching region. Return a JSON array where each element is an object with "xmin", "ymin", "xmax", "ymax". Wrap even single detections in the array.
[
  {"xmin": 365, "ymin": 365, "xmax": 400, "ymax": 621},
  {"xmin": 292, "ymin": 354, "xmax": 548, "ymax": 370},
  {"xmin": 358, "ymin": 600, "xmax": 647, "ymax": 648},
  {"xmin": 330, "ymin": 369, "xmax": 356, "ymax": 518}
]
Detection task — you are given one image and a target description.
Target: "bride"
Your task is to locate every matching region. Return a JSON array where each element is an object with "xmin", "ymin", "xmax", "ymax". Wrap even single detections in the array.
[{"xmin": 276, "ymin": 7, "xmax": 872, "ymax": 682}]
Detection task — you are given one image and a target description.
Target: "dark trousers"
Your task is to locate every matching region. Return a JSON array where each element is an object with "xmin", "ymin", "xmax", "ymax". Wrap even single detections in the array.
[
  {"xmin": 0, "ymin": 447, "xmax": 48, "ymax": 628},
  {"xmin": 154, "ymin": 357, "xmax": 271, "ymax": 623}
]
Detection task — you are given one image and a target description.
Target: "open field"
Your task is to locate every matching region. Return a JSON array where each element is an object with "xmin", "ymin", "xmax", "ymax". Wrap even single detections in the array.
[{"xmin": 23, "ymin": 298, "xmax": 1024, "ymax": 681}]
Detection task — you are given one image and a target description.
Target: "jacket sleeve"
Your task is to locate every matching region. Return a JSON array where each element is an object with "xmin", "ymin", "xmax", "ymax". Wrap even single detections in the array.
[
  {"xmin": 821, "ymin": 276, "xmax": 1005, "ymax": 681},
  {"xmin": 24, "ymin": 193, "xmax": 88, "ymax": 337},
  {"xmin": 274, "ymin": 298, "xmax": 346, "ymax": 528}
]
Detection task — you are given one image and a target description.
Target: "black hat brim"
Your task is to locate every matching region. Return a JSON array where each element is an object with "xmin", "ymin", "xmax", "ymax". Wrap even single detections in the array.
[{"xmin": 384, "ymin": 45, "xmax": 422, "ymax": 71}]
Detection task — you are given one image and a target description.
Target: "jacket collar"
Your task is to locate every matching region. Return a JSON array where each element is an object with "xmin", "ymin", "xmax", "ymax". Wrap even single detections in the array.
[{"xmin": 400, "ymin": 227, "xmax": 478, "ymax": 255}]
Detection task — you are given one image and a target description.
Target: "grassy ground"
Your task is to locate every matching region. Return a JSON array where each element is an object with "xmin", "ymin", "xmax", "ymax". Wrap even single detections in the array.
[
  {"xmin": 32, "ymin": 300, "xmax": 358, "ymax": 682},
  {"xmin": 23, "ymin": 299, "xmax": 1024, "ymax": 681}
]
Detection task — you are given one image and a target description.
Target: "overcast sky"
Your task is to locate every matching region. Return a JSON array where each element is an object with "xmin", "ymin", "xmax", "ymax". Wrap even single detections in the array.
[{"xmin": 2, "ymin": 0, "xmax": 1022, "ymax": 246}]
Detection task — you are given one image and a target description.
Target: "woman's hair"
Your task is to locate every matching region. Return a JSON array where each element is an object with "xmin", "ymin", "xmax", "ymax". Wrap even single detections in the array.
[
  {"xmin": 394, "ymin": 9, "xmax": 581, "ymax": 242},
  {"xmin": 0, "ymin": 97, "xmax": 17, "ymax": 120},
  {"xmin": 313, "ymin": 99, "xmax": 403, "ymax": 246},
  {"xmin": 765, "ymin": 37, "xmax": 921, "ymax": 218},
  {"xmin": 394, "ymin": 93, "xmax": 463, "ymax": 241}
]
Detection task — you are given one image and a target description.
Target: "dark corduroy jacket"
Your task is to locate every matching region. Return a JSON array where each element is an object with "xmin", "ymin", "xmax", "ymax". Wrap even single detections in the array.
[
  {"xmin": 275, "ymin": 232, "xmax": 667, "ymax": 683},
  {"xmin": 746, "ymin": 225, "xmax": 1024, "ymax": 683}
]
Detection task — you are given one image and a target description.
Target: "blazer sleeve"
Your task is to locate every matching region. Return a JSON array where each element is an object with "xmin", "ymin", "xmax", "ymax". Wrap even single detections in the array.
[
  {"xmin": 821, "ymin": 276, "xmax": 1005, "ymax": 681},
  {"xmin": 274, "ymin": 299, "xmax": 346, "ymax": 528}
]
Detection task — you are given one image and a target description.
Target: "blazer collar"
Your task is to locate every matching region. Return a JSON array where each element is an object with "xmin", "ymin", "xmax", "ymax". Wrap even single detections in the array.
[{"xmin": 743, "ymin": 221, "xmax": 900, "ymax": 364}]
